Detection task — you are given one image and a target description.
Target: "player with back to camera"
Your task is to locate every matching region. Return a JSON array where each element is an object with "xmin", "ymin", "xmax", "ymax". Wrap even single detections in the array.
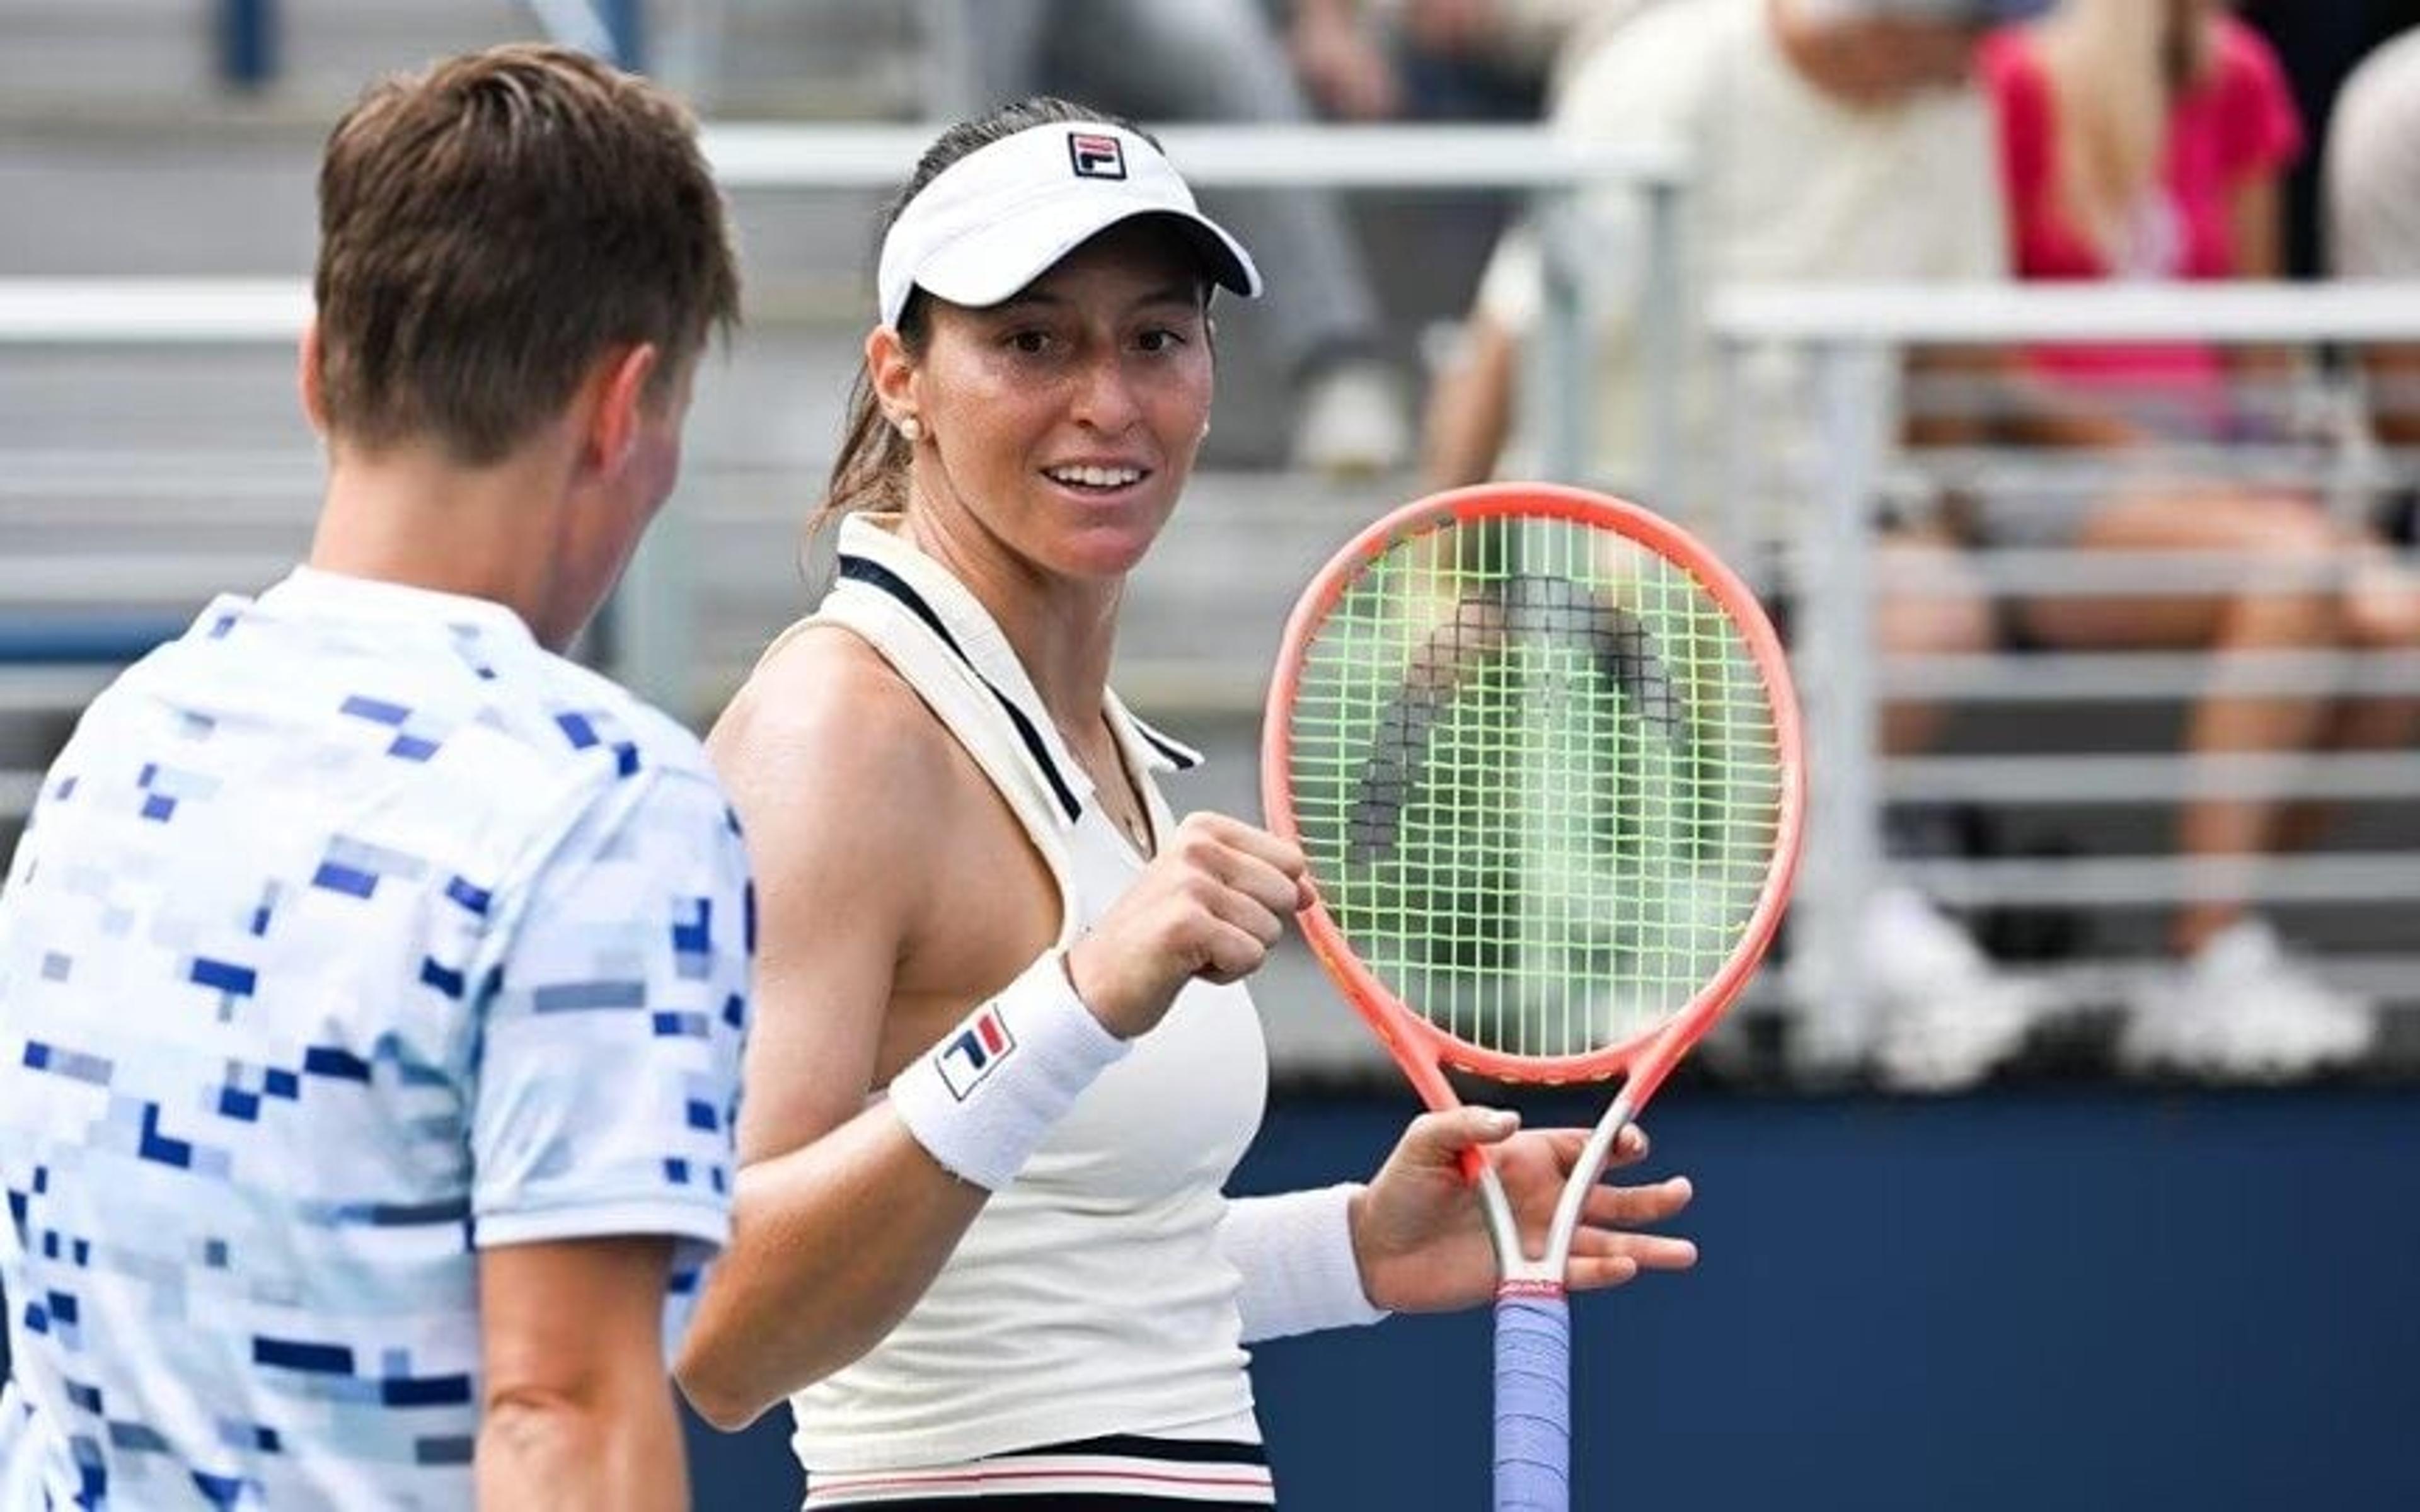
[
  {"xmin": 0, "ymin": 44, "xmax": 748, "ymax": 1511},
  {"xmin": 674, "ymin": 96, "xmax": 1698, "ymax": 1506}
]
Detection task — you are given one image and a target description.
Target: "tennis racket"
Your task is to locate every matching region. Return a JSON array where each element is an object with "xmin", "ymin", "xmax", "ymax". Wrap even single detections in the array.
[{"xmin": 1262, "ymin": 483, "xmax": 1803, "ymax": 1512}]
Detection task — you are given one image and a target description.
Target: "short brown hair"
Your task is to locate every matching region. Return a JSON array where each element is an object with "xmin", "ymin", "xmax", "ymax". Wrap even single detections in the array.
[{"xmin": 313, "ymin": 44, "xmax": 740, "ymax": 463}]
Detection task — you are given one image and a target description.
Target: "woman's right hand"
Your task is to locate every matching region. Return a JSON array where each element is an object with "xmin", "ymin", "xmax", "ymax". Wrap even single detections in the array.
[{"xmin": 1065, "ymin": 812, "xmax": 1313, "ymax": 1038}]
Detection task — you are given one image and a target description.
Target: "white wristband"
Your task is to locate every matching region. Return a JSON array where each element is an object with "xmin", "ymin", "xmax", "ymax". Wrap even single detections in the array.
[
  {"xmin": 887, "ymin": 949, "xmax": 1129, "ymax": 1192},
  {"xmin": 1221, "ymin": 1184, "xmax": 1389, "ymax": 1343}
]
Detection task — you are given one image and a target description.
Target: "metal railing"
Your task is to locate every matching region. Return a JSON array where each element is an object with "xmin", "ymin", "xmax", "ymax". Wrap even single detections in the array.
[
  {"xmin": 26, "ymin": 144, "xmax": 2417, "ymax": 1083},
  {"xmin": 0, "ymin": 125, "xmax": 1684, "ymax": 721},
  {"xmin": 1712, "ymin": 280, "xmax": 2420, "ymax": 1074},
  {"xmin": 0, "ymin": 125, "xmax": 1685, "ymax": 855}
]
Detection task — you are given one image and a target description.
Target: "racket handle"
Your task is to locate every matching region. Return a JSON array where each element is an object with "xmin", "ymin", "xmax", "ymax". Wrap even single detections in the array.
[{"xmin": 1492, "ymin": 1287, "xmax": 1570, "ymax": 1512}]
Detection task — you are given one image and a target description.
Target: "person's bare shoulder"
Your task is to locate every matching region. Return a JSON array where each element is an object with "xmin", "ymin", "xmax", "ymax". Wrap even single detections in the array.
[
  {"xmin": 708, "ymin": 626, "xmax": 977, "ymax": 1152},
  {"xmin": 708, "ymin": 625, "xmax": 968, "ymax": 927},
  {"xmin": 712, "ymin": 626, "xmax": 954, "ymax": 807}
]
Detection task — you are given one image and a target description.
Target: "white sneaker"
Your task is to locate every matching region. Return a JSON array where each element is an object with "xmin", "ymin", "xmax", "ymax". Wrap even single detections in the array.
[
  {"xmin": 1861, "ymin": 885, "xmax": 2045, "ymax": 1092},
  {"xmin": 1290, "ymin": 358, "xmax": 1412, "ymax": 476},
  {"xmin": 2119, "ymin": 918, "xmax": 2373, "ymax": 1081}
]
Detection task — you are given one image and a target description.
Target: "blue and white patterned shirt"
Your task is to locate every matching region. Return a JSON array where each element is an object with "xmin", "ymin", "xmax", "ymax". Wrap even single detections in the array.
[{"xmin": 0, "ymin": 568, "xmax": 752, "ymax": 1509}]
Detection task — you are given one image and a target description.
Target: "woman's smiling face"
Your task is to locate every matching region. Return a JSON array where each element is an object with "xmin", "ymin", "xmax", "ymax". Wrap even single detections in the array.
[{"xmin": 893, "ymin": 218, "xmax": 1215, "ymax": 580}]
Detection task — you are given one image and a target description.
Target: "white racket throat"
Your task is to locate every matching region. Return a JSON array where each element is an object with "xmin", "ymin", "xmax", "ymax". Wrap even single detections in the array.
[{"xmin": 1479, "ymin": 1085, "xmax": 1642, "ymax": 1288}]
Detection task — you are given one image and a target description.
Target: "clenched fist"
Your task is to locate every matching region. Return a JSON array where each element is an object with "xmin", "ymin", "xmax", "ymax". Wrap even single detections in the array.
[{"xmin": 1064, "ymin": 812, "xmax": 1313, "ymax": 1039}]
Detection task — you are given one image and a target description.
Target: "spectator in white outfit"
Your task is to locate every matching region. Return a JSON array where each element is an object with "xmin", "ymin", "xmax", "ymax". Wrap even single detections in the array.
[
  {"xmin": 1424, "ymin": 0, "xmax": 2052, "ymax": 1091},
  {"xmin": 2329, "ymin": 25, "xmax": 2420, "ymax": 456}
]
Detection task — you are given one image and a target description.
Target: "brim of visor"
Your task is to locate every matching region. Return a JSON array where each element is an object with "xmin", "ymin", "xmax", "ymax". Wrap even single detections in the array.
[{"xmin": 910, "ymin": 203, "xmax": 1262, "ymax": 318}]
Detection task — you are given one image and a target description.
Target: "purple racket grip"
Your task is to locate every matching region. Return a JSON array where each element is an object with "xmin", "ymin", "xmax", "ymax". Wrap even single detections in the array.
[{"xmin": 1493, "ymin": 1286, "xmax": 1570, "ymax": 1511}]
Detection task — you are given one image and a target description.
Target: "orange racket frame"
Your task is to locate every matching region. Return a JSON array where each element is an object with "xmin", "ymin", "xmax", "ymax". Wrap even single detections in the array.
[
  {"xmin": 1262, "ymin": 481, "xmax": 1805, "ymax": 1113},
  {"xmin": 1262, "ymin": 483, "xmax": 1804, "ymax": 1511}
]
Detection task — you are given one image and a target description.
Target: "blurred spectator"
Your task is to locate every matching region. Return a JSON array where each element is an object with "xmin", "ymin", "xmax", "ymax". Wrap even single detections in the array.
[
  {"xmin": 2239, "ymin": 0, "xmax": 2418, "ymax": 279},
  {"xmin": 1982, "ymin": 0, "xmax": 2299, "ymax": 416},
  {"xmin": 1284, "ymin": 0, "xmax": 1662, "ymax": 382},
  {"xmin": 1288, "ymin": 0, "xmax": 1659, "ymax": 122},
  {"xmin": 1979, "ymin": 0, "xmax": 2420, "ymax": 1078},
  {"xmin": 2326, "ymin": 24, "xmax": 2420, "ymax": 455},
  {"xmin": 925, "ymin": 0, "xmax": 1414, "ymax": 475},
  {"xmin": 1424, "ymin": 0, "xmax": 2052, "ymax": 1091}
]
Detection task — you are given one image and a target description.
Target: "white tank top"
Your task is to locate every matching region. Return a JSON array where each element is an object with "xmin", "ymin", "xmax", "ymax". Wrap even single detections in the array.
[{"xmin": 782, "ymin": 515, "xmax": 1269, "ymax": 1472}]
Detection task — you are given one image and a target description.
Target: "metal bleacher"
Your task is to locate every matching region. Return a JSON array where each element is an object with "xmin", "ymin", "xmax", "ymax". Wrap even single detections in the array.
[
  {"xmin": 8, "ymin": 0, "xmax": 2420, "ymax": 1084},
  {"xmin": 0, "ymin": 1, "xmax": 1638, "ymax": 1075}
]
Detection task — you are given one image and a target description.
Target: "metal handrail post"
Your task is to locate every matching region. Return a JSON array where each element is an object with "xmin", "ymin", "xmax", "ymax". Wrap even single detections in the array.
[
  {"xmin": 1791, "ymin": 338, "xmax": 1891, "ymax": 1077},
  {"xmin": 1533, "ymin": 186, "xmax": 1589, "ymax": 484},
  {"xmin": 1714, "ymin": 335, "xmax": 1753, "ymax": 575},
  {"xmin": 1639, "ymin": 176, "xmax": 1686, "ymax": 513}
]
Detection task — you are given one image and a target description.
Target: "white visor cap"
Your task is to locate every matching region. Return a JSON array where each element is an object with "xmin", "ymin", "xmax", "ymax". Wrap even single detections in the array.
[{"xmin": 877, "ymin": 121, "xmax": 1262, "ymax": 329}]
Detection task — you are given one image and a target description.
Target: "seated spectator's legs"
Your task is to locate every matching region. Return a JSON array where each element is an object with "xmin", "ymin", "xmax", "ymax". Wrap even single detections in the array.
[
  {"xmin": 2015, "ymin": 488, "xmax": 2357, "ymax": 953},
  {"xmin": 2271, "ymin": 530, "xmax": 2420, "ymax": 852},
  {"xmin": 2012, "ymin": 485, "xmax": 2388, "ymax": 1076},
  {"xmin": 2362, "ymin": 342, "xmax": 2420, "ymax": 450},
  {"xmin": 1420, "ymin": 309, "xmax": 1518, "ymax": 493},
  {"xmin": 1877, "ymin": 520, "xmax": 1995, "ymax": 756}
]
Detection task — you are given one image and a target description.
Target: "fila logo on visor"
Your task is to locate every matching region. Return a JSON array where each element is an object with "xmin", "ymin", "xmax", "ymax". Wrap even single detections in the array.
[
  {"xmin": 938, "ymin": 1007, "xmax": 1018, "ymax": 1100},
  {"xmin": 1068, "ymin": 132, "xmax": 1126, "ymax": 180}
]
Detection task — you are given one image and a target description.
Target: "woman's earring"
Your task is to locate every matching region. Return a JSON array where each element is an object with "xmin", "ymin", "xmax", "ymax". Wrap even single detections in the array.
[{"xmin": 896, "ymin": 414, "xmax": 925, "ymax": 444}]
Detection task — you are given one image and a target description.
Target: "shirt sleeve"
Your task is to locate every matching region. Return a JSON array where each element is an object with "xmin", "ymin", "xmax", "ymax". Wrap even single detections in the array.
[{"xmin": 468, "ymin": 765, "xmax": 752, "ymax": 1276}]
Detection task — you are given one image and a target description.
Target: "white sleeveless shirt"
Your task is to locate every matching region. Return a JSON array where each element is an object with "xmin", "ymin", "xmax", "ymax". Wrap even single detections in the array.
[{"xmin": 783, "ymin": 516, "xmax": 1270, "ymax": 1473}]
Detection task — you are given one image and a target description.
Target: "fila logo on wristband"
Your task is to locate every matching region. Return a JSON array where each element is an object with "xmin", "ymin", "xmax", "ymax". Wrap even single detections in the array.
[
  {"xmin": 1067, "ymin": 132, "xmax": 1126, "ymax": 180},
  {"xmin": 889, "ymin": 951, "xmax": 1124, "ymax": 1190},
  {"xmin": 938, "ymin": 1007, "xmax": 1017, "ymax": 1100}
]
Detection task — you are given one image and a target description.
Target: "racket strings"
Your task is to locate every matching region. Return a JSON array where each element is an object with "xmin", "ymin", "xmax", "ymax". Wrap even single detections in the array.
[{"xmin": 1289, "ymin": 515, "xmax": 1785, "ymax": 1060}]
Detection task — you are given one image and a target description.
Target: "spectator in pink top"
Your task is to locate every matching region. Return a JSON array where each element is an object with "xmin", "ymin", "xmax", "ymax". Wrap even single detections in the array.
[
  {"xmin": 1973, "ymin": 0, "xmax": 2420, "ymax": 1080},
  {"xmin": 1983, "ymin": 1, "xmax": 2301, "ymax": 426},
  {"xmin": 1983, "ymin": 2, "xmax": 2301, "ymax": 426}
]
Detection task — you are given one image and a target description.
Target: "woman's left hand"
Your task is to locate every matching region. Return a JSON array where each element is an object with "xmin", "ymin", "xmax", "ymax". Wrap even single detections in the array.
[{"xmin": 1349, "ymin": 1107, "xmax": 1697, "ymax": 1315}]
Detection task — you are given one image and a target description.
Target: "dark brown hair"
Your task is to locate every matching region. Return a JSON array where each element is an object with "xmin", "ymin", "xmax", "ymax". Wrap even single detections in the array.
[
  {"xmin": 313, "ymin": 43, "xmax": 740, "ymax": 464},
  {"xmin": 812, "ymin": 96, "xmax": 1167, "ymax": 536}
]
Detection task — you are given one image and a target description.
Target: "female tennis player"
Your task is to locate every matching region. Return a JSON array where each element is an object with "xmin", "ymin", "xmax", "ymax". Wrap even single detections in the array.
[{"xmin": 674, "ymin": 97, "xmax": 1697, "ymax": 1506}]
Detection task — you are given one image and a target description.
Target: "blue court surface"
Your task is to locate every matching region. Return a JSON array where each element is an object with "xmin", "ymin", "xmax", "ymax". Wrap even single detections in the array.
[{"xmin": 677, "ymin": 1085, "xmax": 2420, "ymax": 1509}]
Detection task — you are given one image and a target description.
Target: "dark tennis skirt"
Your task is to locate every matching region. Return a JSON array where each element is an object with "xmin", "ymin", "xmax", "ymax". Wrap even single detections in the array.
[{"xmin": 802, "ymin": 1433, "xmax": 1275, "ymax": 1506}]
